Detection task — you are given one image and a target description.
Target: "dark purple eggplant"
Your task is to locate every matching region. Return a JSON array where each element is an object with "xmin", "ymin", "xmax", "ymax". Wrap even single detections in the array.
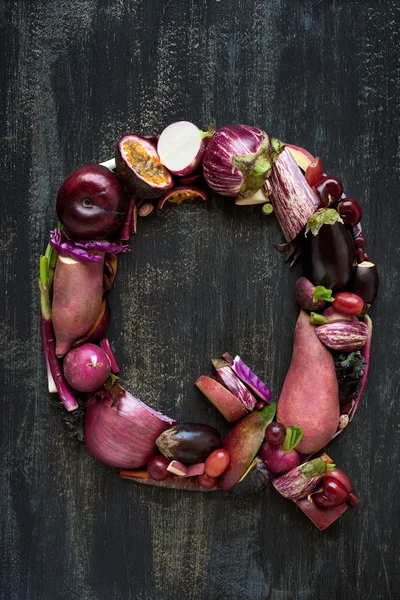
[
  {"xmin": 353, "ymin": 261, "xmax": 379, "ymax": 312},
  {"xmin": 303, "ymin": 222, "xmax": 357, "ymax": 293},
  {"xmin": 156, "ymin": 423, "xmax": 222, "ymax": 465}
]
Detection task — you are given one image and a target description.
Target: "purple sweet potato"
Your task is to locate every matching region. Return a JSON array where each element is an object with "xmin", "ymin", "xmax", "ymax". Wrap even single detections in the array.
[
  {"xmin": 52, "ymin": 254, "xmax": 104, "ymax": 356},
  {"xmin": 277, "ymin": 310, "xmax": 340, "ymax": 453}
]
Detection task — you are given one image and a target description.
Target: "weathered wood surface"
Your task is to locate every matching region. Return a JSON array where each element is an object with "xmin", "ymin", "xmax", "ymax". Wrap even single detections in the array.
[{"xmin": 1, "ymin": 1, "xmax": 399, "ymax": 598}]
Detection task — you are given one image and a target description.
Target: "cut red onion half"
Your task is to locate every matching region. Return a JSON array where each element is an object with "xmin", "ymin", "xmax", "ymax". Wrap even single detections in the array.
[{"xmin": 84, "ymin": 383, "xmax": 175, "ymax": 469}]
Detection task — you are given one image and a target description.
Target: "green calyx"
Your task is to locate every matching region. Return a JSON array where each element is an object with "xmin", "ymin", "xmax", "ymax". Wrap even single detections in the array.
[
  {"xmin": 299, "ymin": 457, "xmax": 336, "ymax": 478},
  {"xmin": 199, "ymin": 121, "xmax": 216, "ymax": 140},
  {"xmin": 305, "ymin": 208, "xmax": 344, "ymax": 237},
  {"xmin": 232, "ymin": 135, "xmax": 285, "ymax": 199},
  {"xmin": 313, "ymin": 285, "xmax": 334, "ymax": 303},
  {"xmin": 309, "ymin": 312, "xmax": 327, "ymax": 326},
  {"xmin": 282, "ymin": 425, "xmax": 304, "ymax": 451}
]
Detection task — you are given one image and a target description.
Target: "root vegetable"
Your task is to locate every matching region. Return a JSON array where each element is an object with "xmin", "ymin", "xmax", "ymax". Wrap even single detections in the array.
[
  {"xmin": 63, "ymin": 343, "xmax": 111, "ymax": 392},
  {"xmin": 277, "ymin": 310, "xmax": 340, "ymax": 454},
  {"xmin": 52, "ymin": 254, "xmax": 104, "ymax": 357}
]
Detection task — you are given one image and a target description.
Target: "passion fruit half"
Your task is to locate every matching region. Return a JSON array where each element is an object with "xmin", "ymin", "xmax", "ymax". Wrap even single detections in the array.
[
  {"xmin": 157, "ymin": 186, "xmax": 207, "ymax": 210},
  {"xmin": 115, "ymin": 135, "xmax": 173, "ymax": 199}
]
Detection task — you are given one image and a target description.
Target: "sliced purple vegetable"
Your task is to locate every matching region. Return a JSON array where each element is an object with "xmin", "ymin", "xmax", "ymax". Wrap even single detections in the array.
[
  {"xmin": 272, "ymin": 457, "xmax": 335, "ymax": 501},
  {"xmin": 270, "ymin": 148, "xmax": 320, "ymax": 242},
  {"xmin": 231, "ymin": 356, "xmax": 271, "ymax": 403},
  {"xmin": 120, "ymin": 470, "xmax": 218, "ymax": 491},
  {"xmin": 50, "ymin": 229, "xmax": 130, "ymax": 262},
  {"xmin": 157, "ymin": 121, "xmax": 214, "ymax": 176},
  {"xmin": 212, "ymin": 359, "xmax": 256, "ymax": 410}
]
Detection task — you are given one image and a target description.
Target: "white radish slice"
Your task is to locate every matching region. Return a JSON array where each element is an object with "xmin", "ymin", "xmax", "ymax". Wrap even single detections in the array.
[{"xmin": 157, "ymin": 121, "xmax": 206, "ymax": 176}]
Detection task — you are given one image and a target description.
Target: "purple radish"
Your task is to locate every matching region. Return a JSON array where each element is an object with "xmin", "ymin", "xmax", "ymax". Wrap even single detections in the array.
[
  {"xmin": 295, "ymin": 277, "xmax": 333, "ymax": 311},
  {"xmin": 157, "ymin": 121, "xmax": 213, "ymax": 176},
  {"xmin": 63, "ymin": 343, "xmax": 111, "ymax": 392},
  {"xmin": 310, "ymin": 306, "xmax": 356, "ymax": 326},
  {"xmin": 258, "ymin": 425, "xmax": 303, "ymax": 474}
]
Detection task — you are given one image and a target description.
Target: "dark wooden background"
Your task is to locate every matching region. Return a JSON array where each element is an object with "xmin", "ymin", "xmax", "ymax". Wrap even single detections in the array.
[{"xmin": 1, "ymin": 1, "xmax": 399, "ymax": 598}]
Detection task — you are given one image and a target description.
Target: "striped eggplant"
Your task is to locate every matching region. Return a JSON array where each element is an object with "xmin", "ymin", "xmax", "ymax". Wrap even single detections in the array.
[
  {"xmin": 270, "ymin": 148, "xmax": 320, "ymax": 242},
  {"xmin": 272, "ymin": 457, "xmax": 335, "ymax": 501},
  {"xmin": 202, "ymin": 125, "xmax": 284, "ymax": 198},
  {"xmin": 315, "ymin": 320, "xmax": 368, "ymax": 352},
  {"xmin": 212, "ymin": 358, "xmax": 257, "ymax": 410}
]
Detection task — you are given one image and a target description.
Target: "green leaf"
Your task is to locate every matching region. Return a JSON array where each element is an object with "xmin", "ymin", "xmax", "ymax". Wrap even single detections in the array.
[
  {"xmin": 313, "ymin": 285, "xmax": 334, "ymax": 302},
  {"xmin": 305, "ymin": 208, "xmax": 344, "ymax": 237},
  {"xmin": 282, "ymin": 425, "xmax": 304, "ymax": 451}
]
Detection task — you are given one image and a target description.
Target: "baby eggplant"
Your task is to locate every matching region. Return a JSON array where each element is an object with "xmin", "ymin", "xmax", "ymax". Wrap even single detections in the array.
[
  {"xmin": 303, "ymin": 222, "xmax": 357, "ymax": 293},
  {"xmin": 353, "ymin": 261, "xmax": 379, "ymax": 313},
  {"xmin": 156, "ymin": 423, "xmax": 222, "ymax": 465}
]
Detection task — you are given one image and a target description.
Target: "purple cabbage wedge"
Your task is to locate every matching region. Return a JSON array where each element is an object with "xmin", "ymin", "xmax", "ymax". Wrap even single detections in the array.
[
  {"xmin": 270, "ymin": 148, "xmax": 320, "ymax": 242},
  {"xmin": 212, "ymin": 359, "xmax": 257, "ymax": 410},
  {"xmin": 202, "ymin": 125, "xmax": 284, "ymax": 198},
  {"xmin": 231, "ymin": 355, "xmax": 271, "ymax": 403},
  {"xmin": 50, "ymin": 229, "xmax": 130, "ymax": 262}
]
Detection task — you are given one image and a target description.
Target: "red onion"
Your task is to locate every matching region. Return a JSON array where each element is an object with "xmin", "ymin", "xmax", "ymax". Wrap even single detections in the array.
[
  {"xmin": 202, "ymin": 125, "xmax": 284, "ymax": 198},
  {"xmin": 84, "ymin": 383, "xmax": 175, "ymax": 468}
]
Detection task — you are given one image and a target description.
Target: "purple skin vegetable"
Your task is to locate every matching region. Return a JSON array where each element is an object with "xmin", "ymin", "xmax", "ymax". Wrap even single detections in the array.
[
  {"xmin": 63, "ymin": 343, "xmax": 111, "ymax": 393},
  {"xmin": 258, "ymin": 425, "xmax": 303, "ymax": 474},
  {"xmin": 231, "ymin": 356, "xmax": 271, "ymax": 403},
  {"xmin": 332, "ymin": 315, "xmax": 372, "ymax": 440},
  {"xmin": 272, "ymin": 457, "xmax": 335, "ymax": 501},
  {"xmin": 100, "ymin": 338, "xmax": 120, "ymax": 373},
  {"xmin": 270, "ymin": 148, "xmax": 320, "ymax": 242},
  {"xmin": 212, "ymin": 358, "xmax": 257, "ymax": 410},
  {"xmin": 310, "ymin": 306, "xmax": 356, "ymax": 326},
  {"xmin": 39, "ymin": 254, "xmax": 79, "ymax": 411},
  {"xmin": 295, "ymin": 278, "xmax": 333, "ymax": 311},
  {"xmin": 120, "ymin": 470, "xmax": 218, "ymax": 491},
  {"xmin": 202, "ymin": 125, "xmax": 284, "ymax": 198},
  {"xmin": 315, "ymin": 320, "xmax": 368, "ymax": 352}
]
